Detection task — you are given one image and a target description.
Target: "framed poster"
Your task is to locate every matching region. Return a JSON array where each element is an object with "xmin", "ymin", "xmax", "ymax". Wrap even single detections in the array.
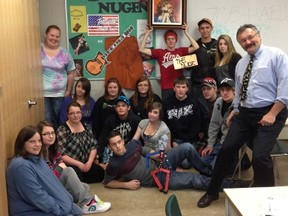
[{"xmin": 148, "ymin": 0, "xmax": 187, "ymax": 28}]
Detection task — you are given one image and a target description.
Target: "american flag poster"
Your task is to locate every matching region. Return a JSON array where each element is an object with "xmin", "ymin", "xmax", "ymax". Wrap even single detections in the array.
[{"xmin": 87, "ymin": 14, "xmax": 119, "ymax": 36}]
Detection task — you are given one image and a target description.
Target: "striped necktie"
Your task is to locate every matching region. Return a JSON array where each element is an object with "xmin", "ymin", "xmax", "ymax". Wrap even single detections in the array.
[{"xmin": 240, "ymin": 55, "xmax": 255, "ymax": 101}]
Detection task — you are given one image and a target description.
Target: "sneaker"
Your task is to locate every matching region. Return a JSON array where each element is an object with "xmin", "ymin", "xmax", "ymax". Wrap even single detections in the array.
[{"xmin": 82, "ymin": 195, "xmax": 111, "ymax": 214}]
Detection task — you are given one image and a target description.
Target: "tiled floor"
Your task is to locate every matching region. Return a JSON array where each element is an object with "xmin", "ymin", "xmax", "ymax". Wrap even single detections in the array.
[{"xmin": 89, "ymin": 150, "xmax": 288, "ymax": 216}]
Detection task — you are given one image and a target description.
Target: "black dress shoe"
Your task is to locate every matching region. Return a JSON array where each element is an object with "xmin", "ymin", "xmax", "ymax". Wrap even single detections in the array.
[{"xmin": 197, "ymin": 193, "xmax": 219, "ymax": 208}]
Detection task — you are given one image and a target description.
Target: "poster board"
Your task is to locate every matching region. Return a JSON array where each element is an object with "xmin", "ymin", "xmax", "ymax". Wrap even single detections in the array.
[{"xmin": 65, "ymin": 0, "xmax": 156, "ymax": 80}]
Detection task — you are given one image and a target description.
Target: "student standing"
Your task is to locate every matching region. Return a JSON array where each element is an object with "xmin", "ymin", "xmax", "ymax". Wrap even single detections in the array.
[
  {"xmin": 41, "ymin": 25, "xmax": 75, "ymax": 128},
  {"xmin": 198, "ymin": 24, "xmax": 288, "ymax": 208},
  {"xmin": 189, "ymin": 18, "xmax": 217, "ymax": 99},
  {"xmin": 139, "ymin": 24, "xmax": 199, "ymax": 100},
  {"xmin": 213, "ymin": 34, "xmax": 242, "ymax": 85}
]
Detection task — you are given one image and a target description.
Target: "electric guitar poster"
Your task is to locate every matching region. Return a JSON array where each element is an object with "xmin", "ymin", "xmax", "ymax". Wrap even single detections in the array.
[{"xmin": 85, "ymin": 25, "xmax": 134, "ymax": 76}]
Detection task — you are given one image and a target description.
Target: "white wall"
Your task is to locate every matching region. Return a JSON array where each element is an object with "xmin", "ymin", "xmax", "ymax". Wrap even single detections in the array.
[{"xmin": 39, "ymin": 0, "xmax": 68, "ymax": 48}]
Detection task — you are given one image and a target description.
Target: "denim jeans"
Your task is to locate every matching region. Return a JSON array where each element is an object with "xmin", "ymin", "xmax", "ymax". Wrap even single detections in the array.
[
  {"xmin": 174, "ymin": 140, "xmax": 202, "ymax": 169},
  {"xmin": 202, "ymin": 142, "xmax": 222, "ymax": 169},
  {"xmin": 157, "ymin": 143, "xmax": 232, "ymax": 190},
  {"xmin": 44, "ymin": 97, "xmax": 63, "ymax": 128}
]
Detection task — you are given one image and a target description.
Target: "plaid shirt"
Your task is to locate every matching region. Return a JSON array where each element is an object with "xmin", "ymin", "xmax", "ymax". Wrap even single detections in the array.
[{"xmin": 57, "ymin": 122, "xmax": 97, "ymax": 163}]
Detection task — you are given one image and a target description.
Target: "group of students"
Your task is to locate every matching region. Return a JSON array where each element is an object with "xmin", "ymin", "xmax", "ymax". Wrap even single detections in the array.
[
  {"xmin": 6, "ymin": 75, "xmax": 246, "ymax": 215},
  {"xmin": 7, "ymin": 123, "xmax": 111, "ymax": 215},
  {"xmin": 9, "ymin": 17, "xmax": 288, "ymax": 215}
]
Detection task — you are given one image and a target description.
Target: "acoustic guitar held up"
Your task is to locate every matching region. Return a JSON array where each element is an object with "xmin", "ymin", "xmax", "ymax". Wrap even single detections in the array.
[{"xmin": 85, "ymin": 25, "xmax": 134, "ymax": 75}]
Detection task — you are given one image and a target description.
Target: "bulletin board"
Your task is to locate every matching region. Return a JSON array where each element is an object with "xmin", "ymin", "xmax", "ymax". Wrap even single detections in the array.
[{"xmin": 65, "ymin": 0, "xmax": 156, "ymax": 81}]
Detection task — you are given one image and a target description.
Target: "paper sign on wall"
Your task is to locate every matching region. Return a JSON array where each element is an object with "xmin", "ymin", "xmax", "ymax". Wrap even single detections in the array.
[{"xmin": 173, "ymin": 54, "xmax": 198, "ymax": 70}]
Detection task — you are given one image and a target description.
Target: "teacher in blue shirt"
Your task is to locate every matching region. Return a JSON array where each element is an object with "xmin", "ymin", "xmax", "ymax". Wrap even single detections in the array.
[{"xmin": 197, "ymin": 24, "xmax": 288, "ymax": 208}]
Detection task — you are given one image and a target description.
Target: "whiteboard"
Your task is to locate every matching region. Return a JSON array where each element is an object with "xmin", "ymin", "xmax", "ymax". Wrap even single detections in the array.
[{"xmin": 155, "ymin": 0, "xmax": 288, "ymax": 56}]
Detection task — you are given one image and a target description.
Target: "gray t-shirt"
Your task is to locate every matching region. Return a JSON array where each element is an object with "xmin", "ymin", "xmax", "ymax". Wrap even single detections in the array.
[{"xmin": 139, "ymin": 119, "xmax": 170, "ymax": 155}]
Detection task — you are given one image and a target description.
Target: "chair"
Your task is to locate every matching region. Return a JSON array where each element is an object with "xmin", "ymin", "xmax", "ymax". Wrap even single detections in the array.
[
  {"xmin": 165, "ymin": 194, "xmax": 182, "ymax": 216},
  {"xmin": 271, "ymin": 140, "xmax": 288, "ymax": 179},
  {"xmin": 231, "ymin": 144, "xmax": 248, "ymax": 180}
]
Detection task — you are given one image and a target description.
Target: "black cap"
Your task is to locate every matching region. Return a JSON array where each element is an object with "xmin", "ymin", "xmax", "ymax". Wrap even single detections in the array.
[{"xmin": 219, "ymin": 78, "xmax": 235, "ymax": 88}]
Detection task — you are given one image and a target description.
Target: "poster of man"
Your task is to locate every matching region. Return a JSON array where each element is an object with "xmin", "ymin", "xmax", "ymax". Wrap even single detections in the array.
[{"xmin": 153, "ymin": 0, "xmax": 181, "ymax": 24}]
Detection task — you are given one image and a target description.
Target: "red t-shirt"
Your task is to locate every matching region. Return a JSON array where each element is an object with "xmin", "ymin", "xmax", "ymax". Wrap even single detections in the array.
[{"xmin": 151, "ymin": 47, "xmax": 189, "ymax": 90}]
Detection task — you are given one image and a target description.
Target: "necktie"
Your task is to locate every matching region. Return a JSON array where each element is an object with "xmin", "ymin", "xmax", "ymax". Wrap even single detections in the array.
[{"xmin": 240, "ymin": 55, "xmax": 255, "ymax": 101}]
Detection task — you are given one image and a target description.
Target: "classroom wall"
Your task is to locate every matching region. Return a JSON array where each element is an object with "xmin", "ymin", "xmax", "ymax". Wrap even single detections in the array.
[{"xmin": 39, "ymin": 0, "xmax": 288, "ymax": 99}]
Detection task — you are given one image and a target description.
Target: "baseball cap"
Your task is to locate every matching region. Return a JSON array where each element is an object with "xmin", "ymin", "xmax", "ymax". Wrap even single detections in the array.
[
  {"xmin": 115, "ymin": 95, "xmax": 130, "ymax": 106},
  {"xmin": 198, "ymin": 18, "xmax": 213, "ymax": 27},
  {"xmin": 219, "ymin": 78, "xmax": 235, "ymax": 88},
  {"xmin": 201, "ymin": 77, "xmax": 217, "ymax": 88}
]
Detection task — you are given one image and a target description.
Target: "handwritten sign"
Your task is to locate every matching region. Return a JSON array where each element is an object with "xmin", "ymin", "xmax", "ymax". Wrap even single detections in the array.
[{"xmin": 173, "ymin": 54, "xmax": 198, "ymax": 70}]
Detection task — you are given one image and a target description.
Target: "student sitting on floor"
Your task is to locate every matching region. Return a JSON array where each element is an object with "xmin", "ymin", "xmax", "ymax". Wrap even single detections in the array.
[
  {"xmin": 103, "ymin": 130, "xmax": 250, "ymax": 191},
  {"xmin": 6, "ymin": 126, "xmax": 82, "ymax": 216},
  {"xmin": 37, "ymin": 120, "xmax": 111, "ymax": 215}
]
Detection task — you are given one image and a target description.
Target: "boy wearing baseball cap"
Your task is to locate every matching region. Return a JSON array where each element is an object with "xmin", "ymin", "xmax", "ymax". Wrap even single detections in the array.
[
  {"xmin": 198, "ymin": 77, "xmax": 219, "ymax": 143},
  {"xmin": 97, "ymin": 96, "xmax": 141, "ymax": 167},
  {"xmin": 201, "ymin": 78, "xmax": 235, "ymax": 166},
  {"xmin": 139, "ymin": 24, "xmax": 199, "ymax": 101},
  {"xmin": 188, "ymin": 18, "xmax": 217, "ymax": 100}
]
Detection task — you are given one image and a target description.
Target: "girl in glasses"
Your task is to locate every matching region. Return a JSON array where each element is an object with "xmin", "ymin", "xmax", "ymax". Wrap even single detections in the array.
[
  {"xmin": 37, "ymin": 120, "xmax": 111, "ymax": 214},
  {"xmin": 130, "ymin": 75, "xmax": 162, "ymax": 119},
  {"xmin": 6, "ymin": 126, "xmax": 82, "ymax": 216}
]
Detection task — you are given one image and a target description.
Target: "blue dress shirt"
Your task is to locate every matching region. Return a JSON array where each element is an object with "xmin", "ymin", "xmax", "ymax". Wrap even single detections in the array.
[{"xmin": 234, "ymin": 44, "xmax": 288, "ymax": 109}]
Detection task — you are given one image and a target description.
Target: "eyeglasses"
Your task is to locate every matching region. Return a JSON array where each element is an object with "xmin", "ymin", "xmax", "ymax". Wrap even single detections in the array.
[
  {"xmin": 137, "ymin": 84, "xmax": 149, "ymax": 87},
  {"xmin": 239, "ymin": 32, "xmax": 259, "ymax": 44},
  {"xmin": 68, "ymin": 111, "xmax": 82, "ymax": 116},
  {"xmin": 42, "ymin": 131, "xmax": 55, "ymax": 136}
]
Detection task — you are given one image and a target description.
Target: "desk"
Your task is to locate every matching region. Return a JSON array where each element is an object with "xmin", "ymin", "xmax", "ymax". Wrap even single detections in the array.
[{"xmin": 224, "ymin": 186, "xmax": 288, "ymax": 216}]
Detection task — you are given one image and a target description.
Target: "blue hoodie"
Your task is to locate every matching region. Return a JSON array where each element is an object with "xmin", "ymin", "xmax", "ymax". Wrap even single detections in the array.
[{"xmin": 7, "ymin": 155, "xmax": 82, "ymax": 216}]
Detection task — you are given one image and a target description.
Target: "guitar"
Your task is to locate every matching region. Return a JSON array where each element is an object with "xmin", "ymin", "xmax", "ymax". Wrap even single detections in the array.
[{"xmin": 85, "ymin": 25, "xmax": 134, "ymax": 75}]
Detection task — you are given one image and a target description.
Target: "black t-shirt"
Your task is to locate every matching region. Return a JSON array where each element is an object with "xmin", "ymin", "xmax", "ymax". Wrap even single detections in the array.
[
  {"xmin": 221, "ymin": 101, "xmax": 232, "ymax": 117},
  {"xmin": 190, "ymin": 38, "xmax": 217, "ymax": 85}
]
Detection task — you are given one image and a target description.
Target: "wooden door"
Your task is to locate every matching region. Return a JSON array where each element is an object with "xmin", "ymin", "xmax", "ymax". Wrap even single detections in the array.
[{"xmin": 0, "ymin": 0, "xmax": 44, "ymax": 214}]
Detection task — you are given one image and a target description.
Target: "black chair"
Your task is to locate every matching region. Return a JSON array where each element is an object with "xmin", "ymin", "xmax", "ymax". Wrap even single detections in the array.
[
  {"xmin": 271, "ymin": 140, "xmax": 288, "ymax": 179},
  {"xmin": 165, "ymin": 194, "xmax": 182, "ymax": 216}
]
